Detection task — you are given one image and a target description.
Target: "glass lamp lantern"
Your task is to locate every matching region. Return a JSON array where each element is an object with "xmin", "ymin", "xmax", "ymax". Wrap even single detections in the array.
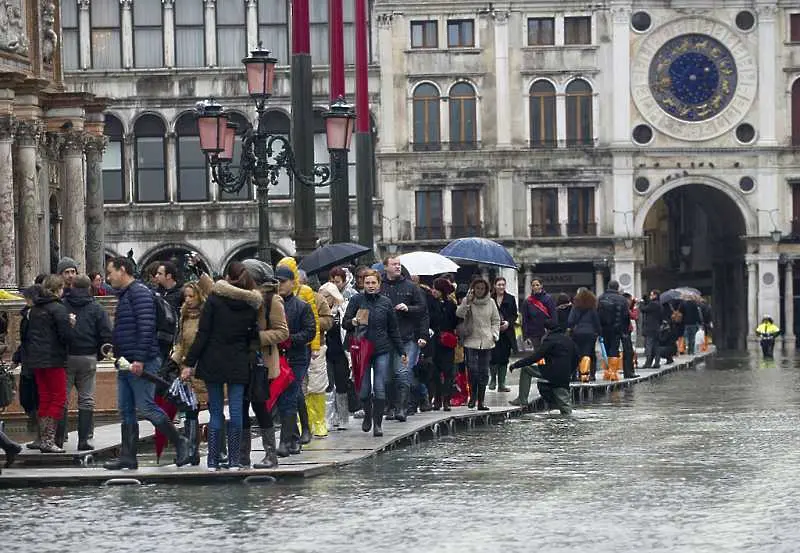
[
  {"xmin": 197, "ymin": 100, "xmax": 227, "ymax": 154},
  {"xmin": 242, "ymin": 45, "xmax": 278, "ymax": 102},
  {"xmin": 323, "ymin": 96, "xmax": 356, "ymax": 151}
]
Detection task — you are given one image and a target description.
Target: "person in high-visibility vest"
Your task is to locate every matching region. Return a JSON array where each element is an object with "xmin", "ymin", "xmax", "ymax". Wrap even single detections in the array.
[{"xmin": 755, "ymin": 315, "xmax": 780, "ymax": 358}]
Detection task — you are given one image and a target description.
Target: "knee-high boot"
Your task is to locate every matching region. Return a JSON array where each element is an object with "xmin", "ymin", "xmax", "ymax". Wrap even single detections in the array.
[
  {"xmin": 361, "ymin": 397, "xmax": 372, "ymax": 433},
  {"xmin": 511, "ymin": 368, "xmax": 533, "ymax": 406},
  {"xmin": 335, "ymin": 393, "xmax": 350, "ymax": 428},
  {"xmin": 297, "ymin": 396, "xmax": 312, "ymax": 444},
  {"xmin": 0, "ymin": 424, "xmax": 22, "ymax": 467},
  {"xmin": 372, "ymin": 398, "xmax": 384, "ymax": 437},
  {"xmin": 206, "ymin": 427, "xmax": 221, "ymax": 470},
  {"xmin": 497, "ymin": 365, "xmax": 511, "ymax": 392},
  {"xmin": 77, "ymin": 409, "xmax": 94, "ymax": 451},
  {"xmin": 183, "ymin": 411, "xmax": 200, "ymax": 466},
  {"xmin": 488, "ymin": 365, "xmax": 497, "ymax": 390},
  {"xmin": 254, "ymin": 427, "xmax": 278, "ymax": 469},
  {"xmin": 54, "ymin": 407, "xmax": 67, "ymax": 449},
  {"xmin": 477, "ymin": 382, "xmax": 490, "ymax": 411}
]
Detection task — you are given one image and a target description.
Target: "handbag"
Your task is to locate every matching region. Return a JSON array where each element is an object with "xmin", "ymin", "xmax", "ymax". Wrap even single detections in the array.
[
  {"xmin": 439, "ymin": 330, "xmax": 458, "ymax": 349},
  {"xmin": 349, "ymin": 329, "xmax": 374, "ymax": 395},
  {"xmin": 266, "ymin": 355, "xmax": 295, "ymax": 411},
  {"xmin": 0, "ymin": 361, "xmax": 15, "ymax": 410},
  {"xmin": 249, "ymin": 351, "xmax": 270, "ymax": 404},
  {"xmin": 455, "ymin": 305, "xmax": 472, "ymax": 340}
]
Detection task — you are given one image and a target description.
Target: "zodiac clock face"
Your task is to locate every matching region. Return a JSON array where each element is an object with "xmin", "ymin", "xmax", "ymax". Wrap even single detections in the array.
[
  {"xmin": 648, "ymin": 34, "xmax": 736, "ymax": 122},
  {"xmin": 631, "ymin": 18, "xmax": 757, "ymax": 142}
]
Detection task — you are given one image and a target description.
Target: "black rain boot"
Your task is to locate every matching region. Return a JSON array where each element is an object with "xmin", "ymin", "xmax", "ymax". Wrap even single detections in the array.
[
  {"xmin": 361, "ymin": 397, "xmax": 373, "ymax": 433},
  {"xmin": 26, "ymin": 414, "xmax": 40, "ymax": 450},
  {"xmin": 104, "ymin": 423, "xmax": 139, "ymax": 470},
  {"xmin": 254, "ymin": 427, "xmax": 278, "ymax": 469},
  {"xmin": 297, "ymin": 397, "xmax": 312, "ymax": 445},
  {"xmin": 77, "ymin": 409, "xmax": 94, "ymax": 451},
  {"xmin": 239, "ymin": 427, "xmax": 252, "ymax": 468},
  {"xmin": 54, "ymin": 408, "xmax": 67, "ymax": 449},
  {"xmin": 468, "ymin": 372, "xmax": 477, "ymax": 409},
  {"xmin": 154, "ymin": 420, "xmax": 190, "ymax": 467},
  {"xmin": 395, "ymin": 385, "xmax": 408, "ymax": 422},
  {"xmin": 443, "ymin": 396, "xmax": 452, "ymax": 411},
  {"xmin": 372, "ymin": 398, "xmax": 384, "ymax": 437},
  {"xmin": 477, "ymin": 383, "xmax": 490, "ymax": 411},
  {"xmin": 276, "ymin": 427, "xmax": 291, "ymax": 458},
  {"xmin": 227, "ymin": 425, "xmax": 242, "ymax": 469},
  {"xmin": 420, "ymin": 394, "xmax": 432, "ymax": 412},
  {"xmin": 0, "ymin": 426, "xmax": 22, "ymax": 468},
  {"xmin": 184, "ymin": 412, "xmax": 200, "ymax": 466},
  {"xmin": 206, "ymin": 427, "xmax": 221, "ymax": 470}
]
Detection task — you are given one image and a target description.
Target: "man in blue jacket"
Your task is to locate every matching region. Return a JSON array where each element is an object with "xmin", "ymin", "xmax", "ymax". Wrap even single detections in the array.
[{"xmin": 103, "ymin": 256, "xmax": 189, "ymax": 470}]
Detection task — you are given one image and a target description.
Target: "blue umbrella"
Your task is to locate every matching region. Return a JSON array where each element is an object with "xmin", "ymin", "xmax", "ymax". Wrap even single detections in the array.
[{"xmin": 439, "ymin": 237, "xmax": 517, "ymax": 269}]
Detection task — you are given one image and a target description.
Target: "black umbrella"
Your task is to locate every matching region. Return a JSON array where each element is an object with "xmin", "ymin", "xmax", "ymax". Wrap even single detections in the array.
[{"xmin": 298, "ymin": 242, "xmax": 371, "ymax": 275}]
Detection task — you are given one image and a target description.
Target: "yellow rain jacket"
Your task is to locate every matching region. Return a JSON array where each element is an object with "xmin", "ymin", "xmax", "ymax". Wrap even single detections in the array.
[
  {"xmin": 278, "ymin": 256, "xmax": 321, "ymax": 352},
  {"xmin": 755, "ymin": 321, "xmax": 780, "ymax": 336}
]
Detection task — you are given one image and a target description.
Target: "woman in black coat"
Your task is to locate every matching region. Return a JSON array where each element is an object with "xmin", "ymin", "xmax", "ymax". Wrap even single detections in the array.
[
  {"xmin": 183, "ymin": 262, "xmax": 262, "ymax": 470},
  {"xmin": 489, "ymin": 277, "xmax": 518, "ymax": 392},
  {"xmin": 427, "ymin": 278, "xmax": 459, "ymax": 411},
  {"xmin": 567, "ymin": 287, "xmax": 602, "ymax": 381}
]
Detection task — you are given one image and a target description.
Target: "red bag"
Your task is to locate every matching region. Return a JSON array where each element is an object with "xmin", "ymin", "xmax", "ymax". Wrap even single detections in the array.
[
  {"xmin": 266, "ymin": 355, "xmax": 295, "ymax": 411},
  {"xmin": 349, "ymin": 333, "xmax": 374, "ymax": 395},
  {"xmin": 438, "ymin": 331, "xmax": 458, "ymax": 349}
]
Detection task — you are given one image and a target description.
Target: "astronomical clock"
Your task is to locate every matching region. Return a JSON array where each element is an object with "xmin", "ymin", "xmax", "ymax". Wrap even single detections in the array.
[{"xmin": 631, "ymin": 17, "xmax": 757, "ymax": 142}]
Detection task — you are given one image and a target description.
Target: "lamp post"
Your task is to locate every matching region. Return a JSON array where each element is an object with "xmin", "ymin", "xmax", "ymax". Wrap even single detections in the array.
[
  {"xmin": 196, "ymin": 45, "xmax": 355, "ymax": 263},
  {"xmin": 324, "ymin": 96, "xmax": 355, "ymax": 243}
]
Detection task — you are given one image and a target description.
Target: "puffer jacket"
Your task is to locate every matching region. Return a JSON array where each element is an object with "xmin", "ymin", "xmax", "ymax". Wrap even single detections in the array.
[
  {"xmin": 380, "ymin": 276, "xmax": 429, "ymax": 342},
  {"xmin": 63, "ymin": 288, "xmax": 113, "ymax": 357},
  {"xmin": 112, "ymin": 281, "xmax": 160, "ymax": 363},
  {"xmin": 183, "ymin": 280, "xmax": 263, "ymax": 385},
  {"xmin": 24, "ymin": 294, "xmax": 72, "ymax": 368},
  {"xmin": 278, "ymin": 257, "xmax": 321, "ymax": 351},
  {"xmin": 456, "ymin": 295, "xmax": 501, "ymax": 350},
  {"xmin": 342, "ymin": 291, "xmax": 405, "ymax": 357},
  {"xmin": 282, "ymin": 292, "xmax": 317, "ymax": 364}
]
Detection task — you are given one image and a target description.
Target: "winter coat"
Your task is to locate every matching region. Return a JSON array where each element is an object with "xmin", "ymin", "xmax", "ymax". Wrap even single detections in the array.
[
  {"xmin": 380, "ymin": 276, "xmax": 429, "ymax": 342},
  {"xmin": 316, "ymin": 292, "xmax": 333, "ymax": 333},
  {"xmin": 491, "ymin": 293, "xmax": 518, "ymax": 365},
  {"xmin": 23, "ymin": 295, "xmax": 71, "ymax": 369},
  {"xmin": 281, "ymin": 293, "xmax": 317, "ymax": 364},
  {"xmin": 456, "ymin": 295, "xmax": 501, "ymax": 350},
  {"xmin": 639, "ymin": 298, "xmax": 663, "ymax": 337},
  {"xmin": 170, "ymin": 303, "xmax": 207, "ymax": 401},
  {"xmin": 342, "ymin": 292, "xmax": 405, "ymax": 357},
  {"xmin": 183, "ymin": 281, "xmax": 262, "ymax": 385},
  {"xmin": 112, "ymin": 281, "xmax": 160, "ymax": 363},
  {"xmin": 556, "ymin": 303, "xmax": 572, "ymax": 329},
  {"xmin": 326, "ymin": 303, "xmax": 348, "ymax": 359},
  {"xmin": 511, "ymin": 330, "xmax": 578, "ymax": 388},
  {"xmin": 521, "ymin": 291, "xmax": 556, "ymax": 340},
  {"xmin": 426, "ymin": 291, "xmax": 458, "ymax": 359},
  {"xmin": 567, "ymin": 306, "xmax": 602, "ymax": 337},
  {"xmin": 278, "ymin": 257, "xmax": 322, "ymax": 351},
  {"xmin": 597, "ymin": 289, "xmax": 631, "ymax": 337},
  {"xmin": 63, "ymin": 288, "xmax": 113, "ymax": 358},
  {"xmin": 679, "ymin": 300, "xmax": 703, "ymax": 326},
  {"xmin": 257, "ymin": 288, "xmax": 290, "ymax": 379},
  {"xmin": 158, "ymin": 284, "xmax": 183, "ymax": 314}
]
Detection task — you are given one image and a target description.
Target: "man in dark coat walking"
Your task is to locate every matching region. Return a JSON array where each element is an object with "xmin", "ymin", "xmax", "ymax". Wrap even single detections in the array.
[
  {"xmin": 638, "ymin": 290, "xmax": 663, "ymax": 369},
  {"xmin": 597, "ymin": 280, "xmax": 630, "ymax": 379},
  {"xmin": 490, "ymin": 277, "xmax": 518, "ymax": 392}
]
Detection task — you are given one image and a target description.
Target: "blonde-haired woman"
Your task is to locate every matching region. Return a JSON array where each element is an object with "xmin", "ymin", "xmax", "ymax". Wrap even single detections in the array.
[{"xmin": 456, "ymin": 277, "xmax": 500, "ymax": 411}]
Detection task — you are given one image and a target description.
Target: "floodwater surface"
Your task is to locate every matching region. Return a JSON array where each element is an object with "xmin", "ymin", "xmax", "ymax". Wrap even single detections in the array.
[{"xmin": 2, "ymin": 353, "xmax": 798, "ymax": 553}]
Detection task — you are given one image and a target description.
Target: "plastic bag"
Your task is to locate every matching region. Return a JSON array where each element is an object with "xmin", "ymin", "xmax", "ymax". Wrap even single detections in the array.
[{"xmin": 695, "ymin": 328, "xmax": 705, "ymax": 351}]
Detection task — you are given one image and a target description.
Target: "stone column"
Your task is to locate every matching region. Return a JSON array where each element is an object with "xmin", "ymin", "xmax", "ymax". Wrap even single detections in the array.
[
  {"xmin": 165, "ymin": 131, "xmax": 177, "ymax": 202},
  {"xmin": 78, "ymin": 0, "xmax": 92, "ymax": 70},
  {"xmin": 747, "ymin": 260, "xmax": 758, "ymax": 339},
  {"xmin": 610, "ymin": 2, "xmax": 632, "ymax": 145},
  {"xmin": 246, "ymin": 0, "xmax": 258, "ymax": 51},
  {"xmin": 493, "ymin": 11, "xmax": 511, "ymax": 148},
  {"xmin": 205, "ymin": 0, "xmax": 217, "ymax": 67},
  {"xmin": 85, "ymin": 135, "xmax": 107, "ymax": 276},
  {"xmin": 758, "ymin": 257, "xmax": 780, "ymax": 331},
  {"xmin": 633, "ymin": 261, "xmax": 642, "ymax": 299},
  {"xmin": 163, "ymin": 0, "xmax": 176, "ymax": 68},
  {"xmin": 757, "ymin": 3, "xmax": 777, "ymax": 146},
  {"xmin": 121, "ymin": 0, "xmax": 134, "ymax": 69},
  {"xmin": 61, "ymin": 131, "xmax": 88, "ymax": 272},
  {"xmin": 784, "ymin": 260, "xmax": 795, "ymax": 342},
  {"xmin": 15, "ymin": 120, "xmax": 43, "ymax": 286},
  {"xmin": 376, "ymin": 15, "xmax": 397, "ymax": 153},
  {"xmin": 124, "ymin": 133, "xmax": 135, "ymax": 202},
  {"xmin": 594, "ymin": 264, "xmax": 605, "ymax": 295},
  {"xmin": 496, "ymin": 170, "xmax": 513, "ymax": 237},
  {"xmin": 523, "ymin": 266, "xmax": 534, "ymax": 297},
  {"xmin": 0, "ymin": 116, "xmax": 15, "ymax": 288}
]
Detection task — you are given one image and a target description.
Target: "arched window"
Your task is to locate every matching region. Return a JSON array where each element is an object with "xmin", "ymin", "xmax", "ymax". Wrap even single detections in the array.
[
  {"xmin": 219, "ymin": 112, "xmax": 254, "ymax": 201},
  {"xmin": 175, "ymin": 113, "xmax": 207, "ymax": 202},
  {"xmin": 134, "ymin": 115, "xmax": 167, "ymax": 203},
  {"xmin": 259, "ymin": 111, "xmax": 291, "ymax": 197},
  {"xmin": 103, "ymin": 115, "xmax": 125, "ymax": 203},
  {"xmin": 566, "ymin": 79, "xmax": 593, "ymax": 147},
  {"xmin": 792, "ymin": 79, "xmax": 800, "ymax": 147},
  {"xmin": 449, "ymin": 82, "xmax": 477, "ymax": 150},
  {"xmin": 413, "ymin": 83, "xmax": 440, "ymax": 151},
  {"xmin": 529, "ymin": 80, "xmax": 556, "ymax": 148}
]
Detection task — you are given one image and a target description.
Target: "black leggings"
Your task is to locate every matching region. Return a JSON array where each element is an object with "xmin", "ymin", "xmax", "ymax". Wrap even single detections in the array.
[
  {"xmin": 242, "ymin": 386, "xmax": 273, "ymax": 430},
  {"xmin": 432, "ymin": 346, "xmax": 455, "ymax": 401},
  {"xmin": 327, "ymin": 353, "xmax": 351, "ymax": 393}
]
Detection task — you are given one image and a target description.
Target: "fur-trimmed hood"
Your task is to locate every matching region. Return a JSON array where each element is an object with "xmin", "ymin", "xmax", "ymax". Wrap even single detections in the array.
[{"xmin": 212, "ymin": 280, "xmax": 263, "ymax": 310}]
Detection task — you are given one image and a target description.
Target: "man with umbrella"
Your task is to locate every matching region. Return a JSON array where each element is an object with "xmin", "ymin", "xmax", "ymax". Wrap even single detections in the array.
[{"xmin": 380, "ymin": 255, "xmax": 428, "ymax": 422}]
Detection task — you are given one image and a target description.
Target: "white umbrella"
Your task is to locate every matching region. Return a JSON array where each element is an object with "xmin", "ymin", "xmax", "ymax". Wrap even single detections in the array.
[{"xmin": 398, "ymin": 251, "xmax": 460, "ymax": 276}]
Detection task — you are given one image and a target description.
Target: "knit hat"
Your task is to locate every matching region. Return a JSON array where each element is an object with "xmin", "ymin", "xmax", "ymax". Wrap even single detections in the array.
[
  {"xmin": 275, "ymin": 265, "xmax": 295, "ymax": 282},
  {"xmin": 319, "ymin": 282, "xmax": 344, "ymax": 305},
  {"xmin": 56, "ymin": 257, "xmax": 78, "ymax": 275},
  {"xmin": 242, "ymin": 258, "xmax": 275, "ymax": 285},
  {"xmin": 433, "ymin": 277, "xmax": 455, "ymax": 296}
]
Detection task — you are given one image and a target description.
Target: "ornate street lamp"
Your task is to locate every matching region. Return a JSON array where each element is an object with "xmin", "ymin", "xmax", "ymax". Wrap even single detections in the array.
[{"xmin": 195, "ymin": 44, "xmax": 355, "ymax": 262}]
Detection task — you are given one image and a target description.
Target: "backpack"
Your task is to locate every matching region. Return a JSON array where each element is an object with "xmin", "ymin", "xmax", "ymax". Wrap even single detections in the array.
[
  {"xmin": 598, "ymin": 296, "xmax": 619, "ymax": 332},
  {"xmin": 152, "ymin": 290, "xmax": 178, "ymax": 346},
  {"xmin": 670, "ymin": 306, "xmax": 683, "ymax": 324}
]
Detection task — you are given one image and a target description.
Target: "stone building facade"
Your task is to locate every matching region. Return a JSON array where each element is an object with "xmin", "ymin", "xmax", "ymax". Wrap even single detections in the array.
[{"xmin": 0, "ymin": 0, "xmax": 105, "ymax": 289}]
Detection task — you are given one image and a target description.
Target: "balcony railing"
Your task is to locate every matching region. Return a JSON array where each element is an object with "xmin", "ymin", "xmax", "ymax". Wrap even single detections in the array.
[
  {"xmin": 530, "ymin": 223, "xmax": 561, "ymax": 237},
  {"xmin": 449, "ymin": 141, "xmax": 478, "ymax": 151},
  {"xmin": 415, "ymin": 225, "xmax": 446, "ymax": 240},
  {"xmin": 450, "ymin": 224, "xmax": 483, "ymax": 238},
  {"xmin": 566, "ymin": 221, "xmax": 597, "ymax": 236},
  {"xmin": 412, "ymin": 142, "xmax": 443, "ymax": 152}
]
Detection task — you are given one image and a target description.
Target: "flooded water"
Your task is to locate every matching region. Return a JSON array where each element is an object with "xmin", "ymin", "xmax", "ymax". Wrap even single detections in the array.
[{"xmin": 2, "ymin": 353, "xmax": 799, "ymax": 553}]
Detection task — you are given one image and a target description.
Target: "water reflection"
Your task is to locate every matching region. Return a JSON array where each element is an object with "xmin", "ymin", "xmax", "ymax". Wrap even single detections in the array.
[{"xmin": 3, "ymin": 352, "xmax": 800, "ymax": 553}]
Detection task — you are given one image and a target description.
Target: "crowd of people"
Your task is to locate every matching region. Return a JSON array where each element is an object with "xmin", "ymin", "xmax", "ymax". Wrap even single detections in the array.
[{"xmin": 0, "ymin": 252, "xmax": 716, "ymax": 473}]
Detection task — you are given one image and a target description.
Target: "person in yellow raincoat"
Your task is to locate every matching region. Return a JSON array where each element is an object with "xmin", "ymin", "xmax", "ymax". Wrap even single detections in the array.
[{"xmin": 755, "ymin": 315, "xmax": 780, "ymax": 358}]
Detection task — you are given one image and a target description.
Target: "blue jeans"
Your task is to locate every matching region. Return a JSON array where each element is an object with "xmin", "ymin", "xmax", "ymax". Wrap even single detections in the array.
[
  {"xmin": 206, "ymin": 382, "xmax": 245, "ymax": 432},
  {"xmin": 359, "ymin": 352, "xmax": 391, "ymax": 401},
  {"xmin": 684, "ymin": 325, "xmax": 699, "ymax": 355},
  {"xmin": 390, "ymin": 340, "xmax": 419, "ymax": 388},
  {"xmin": 277, "ymin": 356, "xmax": 310, "ymax": 418},
  {"xmin": 117, "ymin": 356, "xmax": 168, "ymax": 426}
]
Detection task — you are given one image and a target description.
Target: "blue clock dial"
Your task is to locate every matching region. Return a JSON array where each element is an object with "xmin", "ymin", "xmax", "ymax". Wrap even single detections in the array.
[{"xmin": 649, "ymin": 34, "xmax": 737, "ymax": 122}]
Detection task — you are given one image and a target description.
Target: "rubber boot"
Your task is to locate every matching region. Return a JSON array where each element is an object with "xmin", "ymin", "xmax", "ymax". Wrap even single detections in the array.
[
  {"xmin": 77, "ymin": 409, "xmax": 94, "ymax": 451},
  {"xmin": 297, "ymin": 396, "xmax": 312, "ymax": 444},
  {"xmin": 0, "ymin": 426, "xmax": 22, "ymax": 468},
  {"xmin": 395, "ymin": 385, "xmax": 408, "ymax": 422},
  {"xmin": 372, "ymin": 398, "xmax": 384, "ymax": 437},
  {"xmin": 497, "ymin": 365, "xmax": 511, "ymax": 392},
  {"xmin": 227, "ymin": 425, "xmax": 242, "ymax": 470},
  {"xmin": 287, "ymin": 425, "xmax": 302, "ymax": 455},
  {"xmin": 336, "ymin": 393, "xmax": 350, "ymax": 428},
  {"xmin": 104, "ymin": 423, "xmax": 139, "ymax": 470},
  {"xmin": 39, "ymin": 417, "xmax": 65, "ymax": 453},
  {"xmin": 206, "ymin": 427, "xmax": 221, "ymax": 470},
  {"xmin": 477, "ymin": 382, "xmax": 490, "ymax": 411},
  {"xmin": 488, "ymin": 366, "xmax": 497, "ymax": 390},
  {"xmin": 239, "ymin": 427, "xmax": 252, "ymax": 467},
  {"xmin": 54, "ymin": 407, "xmax": 67, "ymax": 449},
  {"xmin": 361, "ymin": 397, "xmax": 373, "ymax": 433},
  {"xmin": 26, "ymin": 414, "xmax": 40, "ymax": 450},
  {"xmin": 510, "ymin": 368, "xmax": 532, "ymax": 406},
  {"xmin": 154, "ymin": 420, "xmax": 190, "ymax": 467},
  {"xmin": 184, "ymin": 412, "xmax": 200, "ymax": 466},
  {"xmin": 276, "ymin": 427, "xmax": 291, "ymax": 458},
  {"xmin": 253, "ymin": 427, "xmax": 278, "ymax": 469},
  {"xmin": 468, "ymin": 373, "xmax": 477, "ymax": 408},
  {"xmin": 307, "ymin": 393, "xmax": 328, "ymax": 438}
]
